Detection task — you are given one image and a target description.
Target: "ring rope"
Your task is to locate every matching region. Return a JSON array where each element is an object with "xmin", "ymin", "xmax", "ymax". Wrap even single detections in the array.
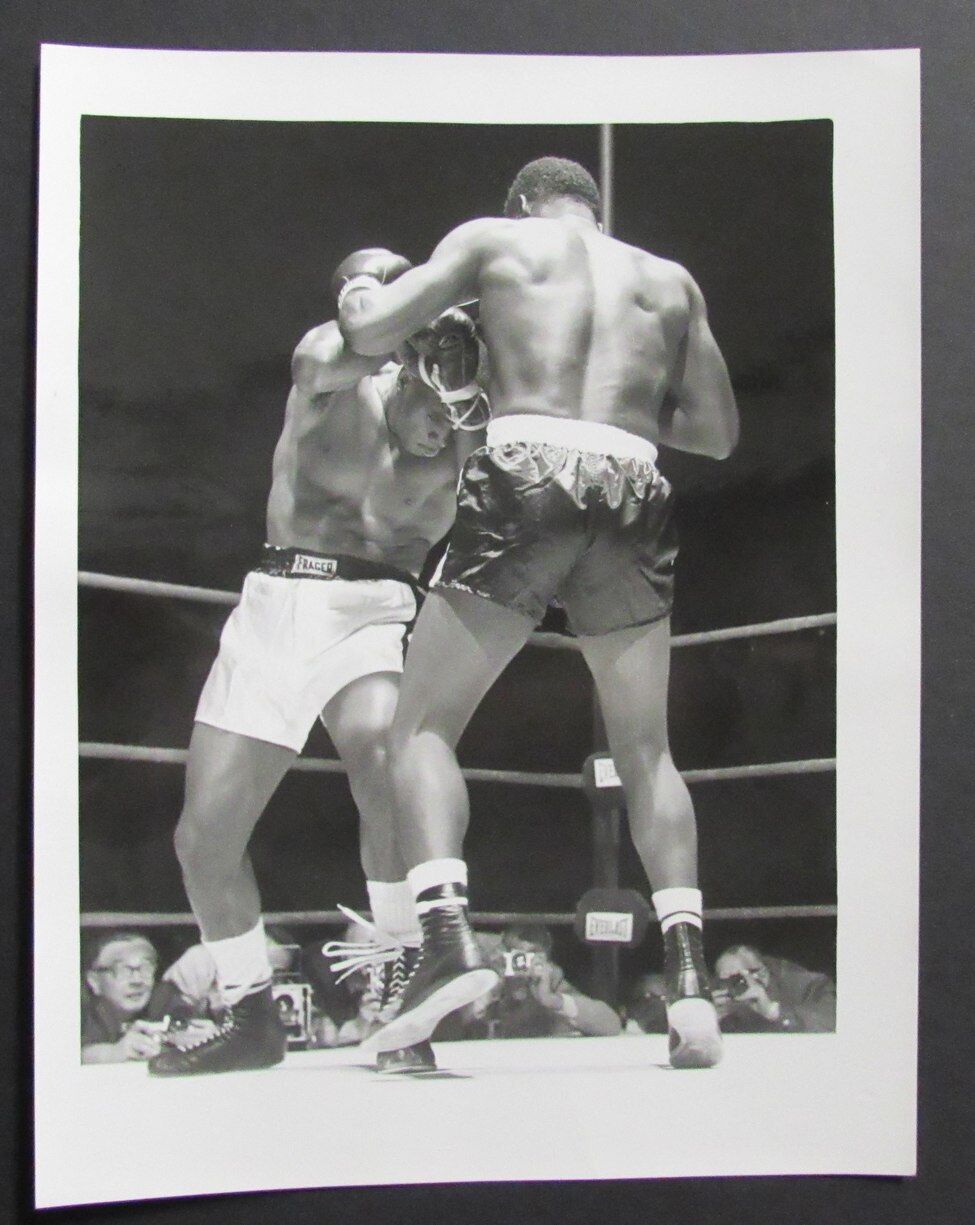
[
  {"xmin": 79, "ymin": 903, "xmax": 837, "ymax": 929},
  {"xmin": 78, "ymin": 571, "xmax": 836, "ymax": 650},
  {"xmin": 80, "ymin": 741, "xmax": 835, "ymax": 788},
  {"xmin": 77, "ymin": 572, "xmax": 837, "ymax": 935}
]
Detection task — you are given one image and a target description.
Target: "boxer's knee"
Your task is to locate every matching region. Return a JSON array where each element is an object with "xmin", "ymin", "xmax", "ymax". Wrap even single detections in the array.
[
  {"xmin": 610, "ymin": 738, "xmax": 667, "ymax": 793},
  {"xmin": 174, "ymin": 803, "xmax": 240, "ymax": 880},
  {"xmin": 385, "ymin": 714, "xmax": 415, "ymax": 766},
  {"xmin": 341, "ymin": 728, "xmax": 390, "ymax": 801}
]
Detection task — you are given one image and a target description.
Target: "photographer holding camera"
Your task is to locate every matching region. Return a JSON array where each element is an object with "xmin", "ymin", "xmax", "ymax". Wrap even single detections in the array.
[
  {"xmin": 712, "ymin": 944, "xmax": 836, "ymax": 1034},
  {"xmin": 481, "ymin": 925, "xmax": 622, "ymax": 1040},
  {"xmin": 81, "ymin": 931, "xmax": 190, "ymax": 1064}
]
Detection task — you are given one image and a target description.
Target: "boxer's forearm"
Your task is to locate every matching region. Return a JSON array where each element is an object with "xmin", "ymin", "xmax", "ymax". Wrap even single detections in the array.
[
  {"xmin": 659, "ymin": 397, "xmax": 738, "ymax": 459},
  {"xmin": 340, "ymin": 220, "xmax": 488, "ymax": 355},
  {"xmin": 557, "ymin": 991, "xmax": 622, "ymax": 1036},
  {"xmin": 340, "ymin": 266, "xmax": 464, "ymax": 355},
  {"xmin": 661, "ymin": 275, "xmax": 739, "ymax": 460}
]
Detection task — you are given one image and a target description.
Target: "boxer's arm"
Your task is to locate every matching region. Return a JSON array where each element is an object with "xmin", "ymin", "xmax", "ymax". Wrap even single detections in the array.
[
  {"xmin": 451, "ymin": 423, "xmax": 486, "ymax": 478},
  {"xmin": 339, "ymin": 220, "xmax": 492, "ymax": 356},
  {"xmin": 659, "ymin": 274, "xmax": 739, "ymax": 460},
  {"xmin": 291, "ymin": 320, "xmax": 391, "ymax": 396}
]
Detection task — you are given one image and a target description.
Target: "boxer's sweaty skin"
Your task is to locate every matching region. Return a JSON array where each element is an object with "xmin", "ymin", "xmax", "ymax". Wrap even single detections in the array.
[
  {"xmin": 340, "ymin": 206, "xmax": 737, "ymax": 461},
  {"xmin": 267, "ymin": 323, "xmax": 470, "ymax": 577}
]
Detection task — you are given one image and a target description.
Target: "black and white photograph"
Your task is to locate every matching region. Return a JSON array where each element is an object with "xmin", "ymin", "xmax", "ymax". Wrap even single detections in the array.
[{"xmin": 33, "ymin": 46, "xmax": 921, "ymax": 1208}]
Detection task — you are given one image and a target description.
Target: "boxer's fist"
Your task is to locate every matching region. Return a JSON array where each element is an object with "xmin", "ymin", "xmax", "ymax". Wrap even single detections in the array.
[
  {"xmin": 330, "ymin": 248, "xmax": 412, "ymax": 309},
  {"xmin": 402, "ymin": 307, "xmax": 480, "ymax": 387}
]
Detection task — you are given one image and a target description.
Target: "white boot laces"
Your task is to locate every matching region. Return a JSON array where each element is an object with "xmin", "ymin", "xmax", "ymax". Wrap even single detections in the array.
[{"xmin": 321, "ymin": 903, "xmax": 405, "ymax": 984}]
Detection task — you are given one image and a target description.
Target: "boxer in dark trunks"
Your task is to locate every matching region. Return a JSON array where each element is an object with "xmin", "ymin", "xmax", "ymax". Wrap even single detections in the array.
[
  {"xmin": 149, "ymin": 295, "xmax": 486, "ymax": 1076},
  {"xmin": 337, "ymin": 158, "xmax": 738, "ymax": 1068}
]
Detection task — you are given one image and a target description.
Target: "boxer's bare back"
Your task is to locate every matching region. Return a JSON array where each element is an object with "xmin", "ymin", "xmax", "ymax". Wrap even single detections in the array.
[
  {"xmin": 342, "ymin": 211, "xmax": 736, "ymax": 460},
  {"xmin": 268, "ymin": 322, "xmax": 465, "ymax": 576}
]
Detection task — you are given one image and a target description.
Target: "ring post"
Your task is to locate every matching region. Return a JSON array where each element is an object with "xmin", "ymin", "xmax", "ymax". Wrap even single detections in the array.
[{"xmin": 581, "ymin": 750, "xmax": 624, "ymax": 1005}]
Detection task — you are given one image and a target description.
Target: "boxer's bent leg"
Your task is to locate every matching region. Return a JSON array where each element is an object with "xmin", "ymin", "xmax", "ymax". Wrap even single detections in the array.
[
  {"xmin": 363, "ymin": 587, "xmax": 531, "ymax": 1053},
  {"xmin": 578, "ymin": 617, "xmax": 697, "ymax": 890},
  {"xmin": 387, "ymin": 586, "xmax": 534, "ymax": 868},
  {"xmin": 322, "ymin": 671, "xmax": 403, "ymax": 883},
  {"xmin": 174, "ymin": 722, "xmax": 297, "ymax": 941}
]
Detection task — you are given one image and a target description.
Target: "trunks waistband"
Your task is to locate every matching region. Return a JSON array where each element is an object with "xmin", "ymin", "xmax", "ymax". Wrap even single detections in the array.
[
  {"xmin": 256, "ymin": 545, "xmax": 420, "ymax": 590},
  {"xmin": 486, "ymin": 414, "xmax": 658, "ymax": 466}
]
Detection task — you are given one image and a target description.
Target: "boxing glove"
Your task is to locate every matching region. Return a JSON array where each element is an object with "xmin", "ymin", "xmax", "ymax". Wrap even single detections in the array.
[
  {"xmin": 402, "ymin": 306, "xmax": 479, "ymax": 370},
  {"xmin": 403, "ymin": 307, "xmax": 491, "ymax": 432},
  {"xmin": 330, "ymin": 248, "xmax": 412, "ymax": 311}
]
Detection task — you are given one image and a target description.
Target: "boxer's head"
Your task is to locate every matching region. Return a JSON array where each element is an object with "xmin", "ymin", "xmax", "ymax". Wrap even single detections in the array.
[
  {"xmin": 503, "ymin": 157, "xmax": 601, "ymax": 222},
  {"xmin": 85, "ymin": 932, "xmax": 159, "ymax": 1018}
]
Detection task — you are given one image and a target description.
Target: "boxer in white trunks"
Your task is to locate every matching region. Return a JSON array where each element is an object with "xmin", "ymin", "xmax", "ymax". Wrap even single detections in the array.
[
  {"xmin": 337, "ymin": 158, "xmax": 738, "ymax": 1069},
  {"xmin": 149, "ymin": 287, "xmax": 487, "ymax": 1076}
]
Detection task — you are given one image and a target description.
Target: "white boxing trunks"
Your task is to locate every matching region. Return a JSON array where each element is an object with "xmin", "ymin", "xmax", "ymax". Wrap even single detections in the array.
[{"xmin": 195, "ymin": 547, "xmax": 419, "ymax": 752}]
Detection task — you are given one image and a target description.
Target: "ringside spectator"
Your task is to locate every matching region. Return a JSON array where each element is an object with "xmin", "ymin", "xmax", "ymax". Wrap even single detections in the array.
[
  {"xmin": 479, "ymin": 925, "xmax": 622, "ymax": 1039},
  {"xmin": 624, "ymin": 972, "xmax": 669, "ymax": 1035},
  {"xmin": 713, "ymin": 944, "xmax": 836, "ymax": 1033},
  {"xmin": 300, "ymin": 919, "xmax": 377, "ymax": 1047},
  {"xmin": 81, "ymin": 931, "xmax": 185, "ymax": 1064}
]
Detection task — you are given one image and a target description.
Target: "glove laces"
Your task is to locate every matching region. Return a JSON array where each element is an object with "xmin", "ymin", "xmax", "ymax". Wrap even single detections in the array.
[{"xmin": 417, "ymin": 354, "xmax": 491, "ymax": 431}]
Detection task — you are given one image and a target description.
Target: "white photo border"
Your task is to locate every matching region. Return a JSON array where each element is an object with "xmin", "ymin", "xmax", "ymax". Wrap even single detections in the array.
[{"xmin": 34, "ymin": 45, "xmax": 921, "ymax": 1208}]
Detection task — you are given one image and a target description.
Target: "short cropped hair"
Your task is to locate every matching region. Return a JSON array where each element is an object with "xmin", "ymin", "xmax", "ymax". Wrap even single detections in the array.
[
  {"xmin": 503, "ymin": 157, "xmax": 601, "ymax": 219},
  {"xmin": 717, "ymin": 944, "xmax": 765, "ymax": 965},
  {"xmin": 84, "ymin": 930, "xmax": 158, "ymax": 971},
  {"xmin": 501, "ymin": 923, "xmax": 554, "ymax": 956}
]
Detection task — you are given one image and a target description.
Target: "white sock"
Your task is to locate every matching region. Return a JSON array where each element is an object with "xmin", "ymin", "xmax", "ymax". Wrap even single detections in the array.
[
  {"xmin": 367, "ymin": 879, "xmax": 421, "ymax": 946},
  {"xmin": 407, "ymin": 858, "xmax": 468, "ymax": 916},
  {"xmin": 203, "ymin": 919, "xmax": 272, "ymax": 1006},
  {"xmin": 652, "ymin": 887, "xmax": 703, "ymax": 934}
]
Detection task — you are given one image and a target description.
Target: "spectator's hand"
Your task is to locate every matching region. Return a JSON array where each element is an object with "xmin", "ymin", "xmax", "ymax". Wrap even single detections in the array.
[
  {"xmin": 737, "ymin": 977, "xmax": 781, "ymax": 1022},
  {"xmin": 307, "ymin": 1014, "xmax": 339, "ymax": 1048},
  {"xmin": 117, "ymin": 1021, "xmax": 164, "ymax": 1061},
  {"xmin": 527, "ymin": 960, "xmax": 564, "ymax": 1011},
  {"xmin": 717, "ymin": 979, "xmax": 781, "ymax": 1023},
  {"xmin": 337, "ymin": 1017, "xmax": 368, "ymax": 1046},
  {"xmin": 467, "ymin": 982, "xmax": 500, "ymax": 1019}
]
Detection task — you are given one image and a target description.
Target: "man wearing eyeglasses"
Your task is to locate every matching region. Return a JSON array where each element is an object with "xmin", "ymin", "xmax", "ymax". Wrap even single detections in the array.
[{"xmin": 81, "ymin": 931, "xmax": 182, "ymax": 1064}]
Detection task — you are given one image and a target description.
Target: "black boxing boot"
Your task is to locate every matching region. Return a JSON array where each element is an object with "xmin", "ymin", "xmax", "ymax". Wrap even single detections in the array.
[
  {"xmin": 361, "ymin": 885, "xmax": 498, "ymax": 1055},
  {"xmin": 370, "ymin": 945, "xmax": 439, "ymax": 1072},
  {"xmin": 663, "ymin": 922, "xmax": 723, "ymax": 1069},
  {"xmin": 148, "ymin": 985, "xmax": 287, "ymax": 1076},
  {"xmin": 320, "ymin": 908, "xmax": 436, "ymax": 1073}
]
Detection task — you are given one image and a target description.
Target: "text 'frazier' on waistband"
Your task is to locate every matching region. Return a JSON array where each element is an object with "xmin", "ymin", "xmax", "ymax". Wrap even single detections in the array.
[
  {"xmin": 486, "ymin": 414, "xmax": 658, "ymax": 466},
  {"xmin": 256, "ymin": 545, "xmax": 420, "ymax": 590}
]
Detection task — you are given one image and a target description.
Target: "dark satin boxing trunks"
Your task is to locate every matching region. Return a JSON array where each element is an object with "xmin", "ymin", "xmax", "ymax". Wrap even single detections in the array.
[{"xmin": 435, "ymin": 415, "xmax": 677, "ymax": 636}]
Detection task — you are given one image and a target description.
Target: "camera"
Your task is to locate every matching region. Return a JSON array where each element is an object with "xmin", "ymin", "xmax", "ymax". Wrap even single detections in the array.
[
  {"xmin": 272, "ymin": 981, "xmax": 313, "ymax": 1047},
  {"xmin": 718, "ymin": 973, "xmax": 749, "ymax": 998},
  {"xmin": 502, "ymin": 949, "xmax": 536, "ymax": 977}
]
